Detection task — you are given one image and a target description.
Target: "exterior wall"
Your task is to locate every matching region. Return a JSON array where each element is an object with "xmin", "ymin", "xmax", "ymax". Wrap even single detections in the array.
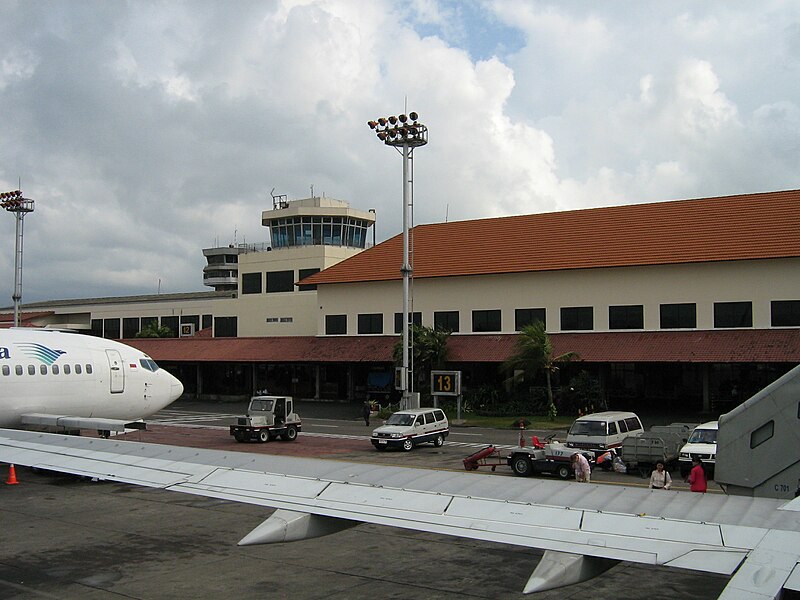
[
  {"xmin": 315, "ymin": 258, "xmax": 800, "ymax": 334},
  {"xmin": 236, "ymin": 245, "xmax": 365, "ymax": 336},
  {"xmin": 20, "ymin": 295, "xmax": 236, "ymax": 336}
]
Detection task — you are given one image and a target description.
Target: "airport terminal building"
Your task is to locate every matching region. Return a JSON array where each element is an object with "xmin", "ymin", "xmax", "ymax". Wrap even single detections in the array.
[{"xmin": 4, "ymin": 189, "xmax": 800, "ymax": 416}]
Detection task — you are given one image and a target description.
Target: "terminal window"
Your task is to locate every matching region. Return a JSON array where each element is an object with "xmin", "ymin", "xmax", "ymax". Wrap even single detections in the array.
[
  {"xmin": 297, "ymin": 268, "xmax": 320, "ymax": 291},
  {"xmin": 394, "ymin": 312, "xmax": 422, "ymax": 333},
  {"xmin": 472, "ymin": 309, "xmax": 501, "ymax": 332},
  {"xmin": 771, "ymin": 300, "xmax": 800, "ymax": 326},
  {"xmin": 561, "ymin": 307, "xmax": 593, "ymax": 331},
  {"xmin": 326, "ymin": 314, "xmax": 347, "ymax": 335},
  {"xmin": 103, "ymin": 318, "xmax": 121, "ymax": 339},
  {"xmin": 609, "ymin": 305, "xmax": 644, "ymax": 329},
  {"xmin": 266, "ymin": 270, "xmax": 294, "ymax": 293},
  {"xmin": 660, "ymin": 303, "xmax": 696, "ymax": 329},
  {"xmin": 434, "ymin": 311, "xmax": 459, "ymax": 332},
  {"xmin": 241, "ymin": 272, "xmax": 262, "ymax": 294},
  {"xmin": 515, "ymin": 308, "xmax": 546, "ymax": 331},
  {"xmin": 714, "ymin": 301, "xmax": 752, "ymax": 328},
  {"xmin": 358, "ymin": 313, "xmax": 383, "ymax": 334}
]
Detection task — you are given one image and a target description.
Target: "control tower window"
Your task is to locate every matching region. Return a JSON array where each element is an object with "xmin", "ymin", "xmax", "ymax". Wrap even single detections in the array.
[{"xmin": 269, "ymin": 215, "xmax": 369, "ymax": 249}]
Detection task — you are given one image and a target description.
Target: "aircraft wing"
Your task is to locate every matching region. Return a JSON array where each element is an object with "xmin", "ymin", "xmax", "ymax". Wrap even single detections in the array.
[
  {"xmin": 20, "ymin": 413, "xmax": 146, "ymax": 433},
  {"xmin": 1, "ymin": 428, "xmax": 798, "ymax": 598}
]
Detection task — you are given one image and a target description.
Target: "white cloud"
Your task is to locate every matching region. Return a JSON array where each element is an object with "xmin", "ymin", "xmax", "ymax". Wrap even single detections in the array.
[{"xmin": 0, "ymin": 0, "xmax": 799, "ymax": 303}]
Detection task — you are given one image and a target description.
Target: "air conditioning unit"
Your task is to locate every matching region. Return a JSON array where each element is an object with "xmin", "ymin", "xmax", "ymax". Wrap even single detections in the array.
[{"xmin": 179, "ymin": 323, "xmax": 196, "ymax": 337}]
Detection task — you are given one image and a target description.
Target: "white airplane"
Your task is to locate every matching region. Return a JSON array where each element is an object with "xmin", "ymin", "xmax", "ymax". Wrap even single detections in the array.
[
  {"xmin": 0, "ymin": 327, "xmax": 183, "ymax": 433},
  {"xmin": 0, "ymin": 347, "xmax": 797, "ymax": 598}
]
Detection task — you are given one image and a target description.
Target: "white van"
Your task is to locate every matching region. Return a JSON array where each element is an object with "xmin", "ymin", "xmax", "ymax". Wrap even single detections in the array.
[
  {"xmin": 678, "ymin": 421, "xmax": 718, "ymax": 477},
  {"xmin": 371, "ymin": 408, "xmax": 449, "ymax": 452},
  {"xmin": 566, "ymin": 411, "xmax": 644, "ymax": 453}
]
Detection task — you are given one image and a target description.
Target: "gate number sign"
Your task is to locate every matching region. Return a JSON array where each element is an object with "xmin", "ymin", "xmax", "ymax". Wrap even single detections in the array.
[{"xmin": 431, "ymin": 370, "xmax": 461, "ymax": 396}]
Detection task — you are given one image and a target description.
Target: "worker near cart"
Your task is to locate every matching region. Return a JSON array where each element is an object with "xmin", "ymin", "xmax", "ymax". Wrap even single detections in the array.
[
  {"xmin": 571, "ymin": 452, "xmax": 591, "ymax": 483},
  {"xmin": 362, "ymin": 400, "xmax": 371, "ymax": 426},
  {"xmin": 686, "ymin": 457, "xmax": 708, "ymax": 493},
  {"xmin": 649, "ymin": 461, "xmax": 672, "ymax": 490}
]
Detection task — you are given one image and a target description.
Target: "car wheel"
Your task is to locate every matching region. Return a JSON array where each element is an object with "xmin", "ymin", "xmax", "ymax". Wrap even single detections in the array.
[
  {"xmin": 557, "ymin": 464, "xmax": 571, "ymax": 480},
  {"xmin": 433, "ymin": 434, "xmax": 444, "ymax": 447},
  {"xmin": 511, "ymin": 455, "xmax": 532, "ymax": 477},
  {"xmin": 282, "ymin": 426, "xmax": 298, "ymax": 441},
  {"xmin": 402, "ymin": 438, "xmax": 414, "ymax": 452},
  {"xmin": 258, "ymin": 430, "xmax": 269, "ymax": 443}
]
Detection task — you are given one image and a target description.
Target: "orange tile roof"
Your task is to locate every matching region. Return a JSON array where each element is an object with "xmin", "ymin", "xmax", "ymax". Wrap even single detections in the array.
[
  {"xmin": 126, "ymin": 329, "xmax": 800, "ymax": 364},
  {"xmin": 303, "ymin": 189, "xmax": 800, "ymax": 285}
]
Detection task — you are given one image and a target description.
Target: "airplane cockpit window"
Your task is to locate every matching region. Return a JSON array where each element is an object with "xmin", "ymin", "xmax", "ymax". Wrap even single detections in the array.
[{"xmin": 139, "ymin": 359, "xmax": 160, "ymax": 372}]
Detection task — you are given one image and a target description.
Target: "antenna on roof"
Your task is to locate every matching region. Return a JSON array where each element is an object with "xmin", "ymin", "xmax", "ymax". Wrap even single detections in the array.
[
  {"xmin": 271, "ymin": 188, "xmax": 288, "ymax": 209},
  {"xmin": 445, "ymin": 203, "xmax": 449, "ymax": 223}
]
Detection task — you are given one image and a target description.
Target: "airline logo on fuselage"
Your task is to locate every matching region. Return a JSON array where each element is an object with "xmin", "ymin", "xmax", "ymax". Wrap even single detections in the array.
[
  {"xmin": 14, "ymin": 342, "xmax": 67, "ymax": 365},
  {"xmin": 0, "ymin": 347, "xmax": 8, "ymax": 360}
]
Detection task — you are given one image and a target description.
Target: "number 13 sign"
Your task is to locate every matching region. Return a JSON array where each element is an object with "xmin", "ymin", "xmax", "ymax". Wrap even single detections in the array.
[{"xmin": 431, "ymin": 370, "xmax": 461, "ymax": 396}]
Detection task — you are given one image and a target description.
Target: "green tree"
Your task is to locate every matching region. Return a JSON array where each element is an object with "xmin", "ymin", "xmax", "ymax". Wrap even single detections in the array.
[
  {"xmin": 135, "ymin": 321, "xmax": 174, "ymax": 338},
  {"xmin": 393, "ymin": 324, "xmax": 450, "ymax": 395},
  {"xmin": 503, "ymin": 321, "xmax": 577, "ymax": 420}
]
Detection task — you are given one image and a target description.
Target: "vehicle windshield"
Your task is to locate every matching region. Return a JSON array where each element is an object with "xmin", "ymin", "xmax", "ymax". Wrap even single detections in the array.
[
  {"xmin": 249, "ymin": 399, "xmax": 274, "ymax": 412},
  {"xmin": 386, "ymin": 413, "xmax": 415, "ymax": 426},
  {"xmin": 569, "ymin": 421, "xmax": 606, "ymax": 436},
  {"xmin": 687, "ymin": 428, "xmax": 718, "ymax": 444}
]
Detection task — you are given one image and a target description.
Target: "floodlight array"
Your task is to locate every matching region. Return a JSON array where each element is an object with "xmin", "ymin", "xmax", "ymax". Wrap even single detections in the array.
[
  {"xmin": 367, "ymin": 112, "xmax": 428, "ymax": 147},
  {"xmin": 0, "ymin": 190, "xmax": 33, "ymax": 212}
]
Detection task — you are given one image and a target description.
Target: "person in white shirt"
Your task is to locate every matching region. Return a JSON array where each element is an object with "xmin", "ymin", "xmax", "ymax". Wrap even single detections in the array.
[{"xmin": 649, "ymin": 461, "xmax": 672, "ymax": 490}]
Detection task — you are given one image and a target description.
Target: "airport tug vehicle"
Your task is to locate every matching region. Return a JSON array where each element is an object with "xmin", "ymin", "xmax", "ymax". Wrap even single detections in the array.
[{"xmin": 230, "ymin": 394, "xmax": 301, "ymax": 443}]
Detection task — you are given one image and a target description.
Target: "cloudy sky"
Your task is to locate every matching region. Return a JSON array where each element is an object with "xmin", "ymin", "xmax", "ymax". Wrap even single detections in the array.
[{"xmin": 1, "ymin": 0, "xmax": 799, "ymax": 304}]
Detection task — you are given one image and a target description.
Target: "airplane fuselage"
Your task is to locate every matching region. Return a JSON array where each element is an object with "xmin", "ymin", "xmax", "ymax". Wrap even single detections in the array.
[{"xmin": 0, "ymin": 328, "xmax": 183, "ymax": 427}]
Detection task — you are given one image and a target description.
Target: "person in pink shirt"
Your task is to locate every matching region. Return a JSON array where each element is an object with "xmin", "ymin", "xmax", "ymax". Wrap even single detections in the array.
[
  {"xmin": 686, "ymin": 457, "xmax": 707, "ymax": 493},
  {"xmin": 571, "ymin": 452, "xmax": 591, "ymax": 483}
]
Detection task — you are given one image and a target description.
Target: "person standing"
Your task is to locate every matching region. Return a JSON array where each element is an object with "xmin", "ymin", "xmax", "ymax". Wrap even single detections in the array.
[
  {"xmin": 686, "ymin": 457, "xmax": 707, "ymax": 493},
  {"xmin": 362, "ymin": 400, "xmax": 371, "ymax": 426},
  {"xmin": 571, "ymin": 452, "xmax": 591, "ymax": 483},
  {"xmin": 649, "ymin": 461, "xmax": 672, "ymax": 490}
]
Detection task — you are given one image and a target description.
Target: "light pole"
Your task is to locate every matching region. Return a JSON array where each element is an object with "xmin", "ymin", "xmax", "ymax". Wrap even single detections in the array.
[
  {"xmin": 367, "ymin": 112, "xmax": 428, "ymax": 409},
  {"xmin": 1, "ymin": 190, "xmax": 35, "ymax": 327}
]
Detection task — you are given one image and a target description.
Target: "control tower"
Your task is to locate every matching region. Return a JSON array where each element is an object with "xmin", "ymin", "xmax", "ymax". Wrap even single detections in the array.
[
  {"xmin": 262, "ymin": 195, "xmax": 375, "ymax": 250},
  {"xmin": 232, "ymin": 195, "xmax": 376, "ymax": 337}
]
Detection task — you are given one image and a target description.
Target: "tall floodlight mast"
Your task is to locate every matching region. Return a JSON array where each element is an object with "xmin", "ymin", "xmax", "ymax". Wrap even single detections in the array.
[
  {"xmin": 1, "ymin": 190, "xmax": 35, "ymax": 327},
  {"xmin": 367, "ymin": 113, "xmax": 428, "ymax": 409}
]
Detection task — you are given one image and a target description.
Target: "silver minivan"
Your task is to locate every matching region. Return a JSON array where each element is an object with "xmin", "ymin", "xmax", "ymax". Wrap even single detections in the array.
[
  {"xmin": 566, "ymin": 411, "xmax": 644, "ymax": 453},
  {"xmin": 371, "ymin": 408, "xmax": 449, "ymax": 452}
]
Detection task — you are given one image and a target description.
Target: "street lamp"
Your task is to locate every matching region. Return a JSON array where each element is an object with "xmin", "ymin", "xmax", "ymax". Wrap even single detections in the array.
[
  {"xmin": 1, "ymin": 190, "xmax": 35, "ymax": 327},
  {"xmin": 367, "ymin": 112, "xmax": 428, "ymax": 409}
]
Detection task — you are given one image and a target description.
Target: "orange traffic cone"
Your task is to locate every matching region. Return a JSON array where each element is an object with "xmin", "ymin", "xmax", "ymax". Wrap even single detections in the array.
[{"xmin": 5, "ymin": 464, "xmax": 19, "ymax": 485}]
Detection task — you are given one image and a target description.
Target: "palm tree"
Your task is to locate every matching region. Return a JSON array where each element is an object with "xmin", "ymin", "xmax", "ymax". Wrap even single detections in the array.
[
  {"xmin": 393, "ymin": 324, "xmax": 450, "ymax": 395},
  {"xmin": 503, "ymin": 321, "xmax": 577, "ymax": 419},
  {"xmin": 136, "ymin": 321, "xmax": 174, "ymax": 338}
]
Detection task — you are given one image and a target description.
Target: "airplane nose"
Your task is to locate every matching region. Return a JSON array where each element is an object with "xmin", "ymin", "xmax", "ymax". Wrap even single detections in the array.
[{"xmin": 170, "ymin": 380, "xmax": 184, "ymax": 402}]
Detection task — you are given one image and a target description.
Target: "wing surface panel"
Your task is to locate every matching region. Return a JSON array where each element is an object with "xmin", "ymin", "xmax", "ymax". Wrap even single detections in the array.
[{"xmin": 2, "ymin": 427, "xmax": 799, "ymax": 587}]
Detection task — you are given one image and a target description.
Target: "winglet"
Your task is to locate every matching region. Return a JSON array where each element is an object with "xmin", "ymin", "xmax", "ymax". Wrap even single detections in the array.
[
  {"xmin": 523, "ymin": 551, "xmax": 619, "ymax": 594},
  {"xmin": 238, "ymin": 509, "xmax": 358, "ymax": 546}
]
